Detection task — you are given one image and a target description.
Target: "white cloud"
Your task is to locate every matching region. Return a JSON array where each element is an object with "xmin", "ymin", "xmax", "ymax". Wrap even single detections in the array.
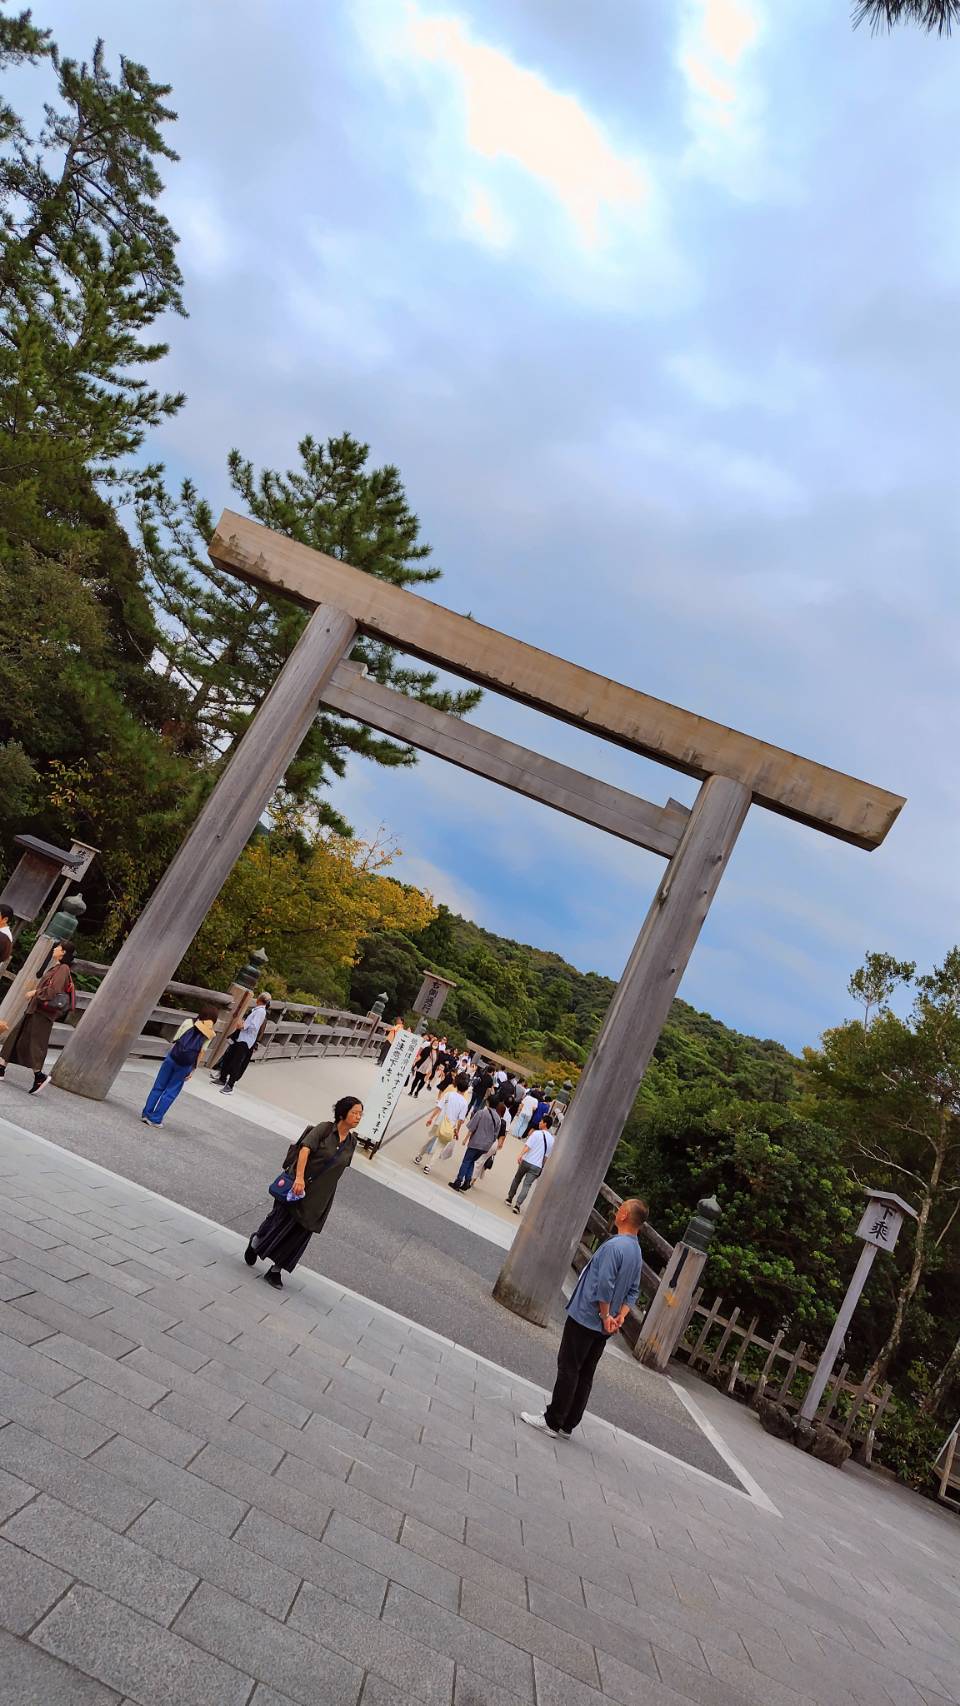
[
  {"xmin": 353, "ymin": 1, "xmax": 686, "ymax": 304},
  {"xmin": 665, "ymin": 348, "xmax": 822, "ymax": 415},
  {"xmin": 676, "ymin": 0, "xmax": 767, "ymax": 193},
  {"xmin": 165, "ymin": 188, "xmax": 234, "ymax": 279}
]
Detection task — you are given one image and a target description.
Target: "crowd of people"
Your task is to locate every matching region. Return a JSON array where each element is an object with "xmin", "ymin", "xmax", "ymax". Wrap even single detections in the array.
[{"xmin": 404, "ymin": 1030, "xmax": 562, "ymax": 1211}]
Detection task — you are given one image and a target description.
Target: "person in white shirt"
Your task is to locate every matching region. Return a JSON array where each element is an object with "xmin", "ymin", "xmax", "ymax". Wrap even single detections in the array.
[
  {"xmin": 509, "ymin": 1090, "xmax": 538, "ymax": 1140},
  {"xmin": 506, "ymin": 1117, "xmax": 555, "ymax": 1212},
  {"xmin": 217, "ymin": 993, "xmax": 271, "ymax": 1093},
  {"xmin": 414, "ymin": 1072, "xmax": 470, "ymax": 1172}
]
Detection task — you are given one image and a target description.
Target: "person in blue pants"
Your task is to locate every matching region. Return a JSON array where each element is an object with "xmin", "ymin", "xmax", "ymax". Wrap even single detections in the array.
[{"xmin": 141, "ymin": 1004, "xmax": 218, "ymax": 1126}]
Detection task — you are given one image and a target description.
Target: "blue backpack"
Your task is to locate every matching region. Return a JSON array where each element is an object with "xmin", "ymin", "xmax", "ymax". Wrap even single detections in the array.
[{"xmin": 169, "ymin": 1025, "xmax": 206, "ymax": 1068}]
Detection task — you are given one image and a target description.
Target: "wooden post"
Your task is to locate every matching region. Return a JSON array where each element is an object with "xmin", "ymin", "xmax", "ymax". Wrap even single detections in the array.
[
  {"xmin": 493, "ymin": 776, "xmax": 751, "ymax": 1325},
  {"xmin": 755, "ymin": 1330, "xmax": 784, "ymax": 1402},
  {"xmin": 800, "ymin": 1241, "xmax": 878, "ymax": 1422},
  {"xmin": 51, "ymin": 605, "xmax": 357, "ymax": 1101}
]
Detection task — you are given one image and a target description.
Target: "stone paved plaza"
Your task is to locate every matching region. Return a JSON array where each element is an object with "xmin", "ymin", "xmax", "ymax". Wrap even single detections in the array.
[{"xmin": 0, "ymin": 1116, "xmax": 959, "ymax": 1706}]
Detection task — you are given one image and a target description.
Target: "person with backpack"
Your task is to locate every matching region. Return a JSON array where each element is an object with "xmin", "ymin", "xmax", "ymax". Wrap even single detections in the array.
[
  {"xmin": 244, "ymin": 1094, "xmax": 363, "ymax": 1288},
  {"xmin": 414, "ymin": 1071, "xmax": 470, "ymax": 1172},
  {"xmin": 215, "ymin": 992, "xmax": 271, "ymax": 1093},
  {"xmin": 448, "ymin": 1098, "xmax": 508, "ymax": 1191},
  {"xmin": 0, "ymin": 940, "xmax": 76, "ymax": 1095},
  {"xmin": 140, "ymin": 1001, "xmax": 219, "ymax": 1127}
]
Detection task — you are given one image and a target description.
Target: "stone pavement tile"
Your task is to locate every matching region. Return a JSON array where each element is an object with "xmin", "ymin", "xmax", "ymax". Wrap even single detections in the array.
[
  {"xmin": 360, "ymin": 1419, "xmax": 466, "ymax": 1490},
  {"xmin": 2, "ymin": 1494, "xmax": 196, "ymax": 1625},
  {"xmin": 88, "ymin": 1436, "xmax": 248, "ymax": 1536},
  {"xmin": 0, "ymin": 1531, "xmax": 72, "ymax": 1633},
  {"xmin": 0, "ymin": 1270, "xmax": 35, "ymax": 1303},
  {"xmin": 38, "ymin": 1334, "xmax": 171, "ymax": 1406},
  {"xmin": 236, "ymin": 1506, "xmax": 388, "ymax": 1615},
  {"xmin": 0, "ymin": 1261, "xmax": 120, "ymax": 1318},
  {"xmin": 0, "ymin": 1371, "xmax": 115, "ymax": 1456},
  {"xmin": 0, "ymin": 1208, "xmax": 63, "ymax": 1249},
  {"xmin": 0, "ymin": 1329, "xmax": 82, "ymax": 1394},
  {"xmin": 453, "ymin": 1666, "xmax": 528, "ymax": 1706},
  {"xmin": 704, "ymin": 1635, "xmax": 858, "ymax": 1706},
  {"xmin": 595, "ymin": 1650, "xmax": 690, "ymax": 1706},
  {"xmin": 5, "ymin": 1291, "xmax": 138, "ymax": 1357},
  {"xmin": 91, "ymin": 1291, "xmax": 186, "ymax": 1342},
  {"xmin": 527, "ymin": 1579, "xmax": 702, "ymax": 1676},
  {"xmin": 0, "ymin": 1463, "xmax": 35, "ymax": 1522},
  {"xmin": 250, "ymin": 1688, "xmax": 303, "ymax": 1706},
  {"xmin": 601, "ymin": 1578, "xmax": 748, "ymax": 1663},
  {"xmin": 0, "ymin": 1424, "xmax": 150, "ymax": 1531},
  {"xmin": 458, "ymin": 1579, "xmax": 600, "ymax": 1687},
  {"xmin": 119, "ymin": 1347, "xmax": 247, "ymax": 1416},
  {"xmin": 0, "ymin": 1233, "xmax": 88, "ymax": 1280},
  {"xmin": 268, "ymin": 1371, "xmax": 369, "ymax": 1435},
  {"xmin": 233, "ymin": 1400, "xmax": 358, "ymax": 1474},
  {"xmin": 59, "ymin": 1377, "xmax": 204, "ymax": 1467},
  {"xmin": 0, "ymin": 1626, "xmax": 122, "ymax": 1705},
  {"xmin": 201, "ymin": 1358, "xmax": 313, "ymax": 1426},
  {"xmin": 128, "ymin": 1501, "xmax": 300, "ymax": 1620},
  {"xmin": 151, "ymin": 1391, "xmax": 285, "ymax": 1474},
  {"xmin": 0, "ymin": 1298, "xmax": 56, "ymax": 1345},
  {"xmin": 347, "ymin": 1460, "xmax": 467, "ymax": 1542},
  {"xmin": 399, "ymin": 1513, "xmax": 527, "ymax": 1607},
  {"xmin": 324, "ymin": 1509, "xmax": 460, "ymax": 1610},
  {"xmin": 291, "ymin": 1577, "xmax": 456, "ymax": 1704},
  {"xmin": 174, "ymin": 1579, "xmax": 364, "ymax": 1706},
  {"xmin": 655, "ymin": 1645, "xmax": 814, "ymax": 1706},
  {"xmin": 190, "ymin": 1441, "xmax": 399, "ymax": 1543},
  {"xmin": 382, "ymin": 1580, "xmax": 534, "ymax": 1701},
  {"xmin": 33, "ymin": 1583, "xmax": 253, "ymax": 1706},
  {"xmin": 461, "ymin": 1515, "xmax": 586, "ymax": 1601},
  {"xmin": 359, "ymin": 1675, "xmax": 424, "ymax": 1706}
]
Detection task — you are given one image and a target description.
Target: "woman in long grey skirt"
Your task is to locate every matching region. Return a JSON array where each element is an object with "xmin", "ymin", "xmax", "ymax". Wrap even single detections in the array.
[
  {"xmin": 244, "ymin": 1095, "xmax": 363, "ymax": 1288},
  {"xmin": 0, "ymin": 941, "xmax": 76, "ymax": 1094}
]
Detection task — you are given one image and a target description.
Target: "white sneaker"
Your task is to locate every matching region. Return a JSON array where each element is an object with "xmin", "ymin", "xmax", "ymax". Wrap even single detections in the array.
[{"xmin": 520, "ymin": 1411, "xmax": 558, "ymax": 1436}]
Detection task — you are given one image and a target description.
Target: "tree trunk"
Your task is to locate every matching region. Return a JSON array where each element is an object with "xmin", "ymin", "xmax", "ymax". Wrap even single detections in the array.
[{"xmin": 920, "ymin": 1332, "xmax": 960, "ymax": 1418}]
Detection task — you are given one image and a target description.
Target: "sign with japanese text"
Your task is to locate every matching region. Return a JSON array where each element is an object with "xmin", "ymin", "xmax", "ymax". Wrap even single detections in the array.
[
  {"xmin": 412, "ymin": 973, "xmax": 455, "ymax": 1021},
  {"xmin": 356, "ymin": 1028, "xmax": 420, "ymax": 1150},
  {"xmin": 856, "ymin": 1199, "xmax": 904, "ymax": 1251}
]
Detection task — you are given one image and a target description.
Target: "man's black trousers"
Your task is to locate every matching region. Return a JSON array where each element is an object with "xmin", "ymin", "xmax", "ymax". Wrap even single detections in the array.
[{"xmin": 544, "ymin": 1315, "xmax": 608, "ymax": 1435}]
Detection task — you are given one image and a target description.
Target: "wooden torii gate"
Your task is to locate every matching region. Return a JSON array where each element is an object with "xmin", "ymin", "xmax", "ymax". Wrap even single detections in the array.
[{"xmin": 52, "ymin": 511, "xmax": 905, "ymax": 1326}]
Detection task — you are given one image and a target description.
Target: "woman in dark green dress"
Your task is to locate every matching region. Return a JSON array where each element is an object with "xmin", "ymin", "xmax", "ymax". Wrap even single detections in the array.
[{"xmin": 244, "ymin": 1095, "xmax": 362, "ymax": 1288}]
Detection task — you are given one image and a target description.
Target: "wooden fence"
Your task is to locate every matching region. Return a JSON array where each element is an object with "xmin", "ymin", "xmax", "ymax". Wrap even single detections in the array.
[
  {"xmin": 577, "ymin": 1180, "xmax": 891, "ymax": 1449},
  {"xmin": 51, "ymin": 963, "xmax": 387, "ymax": 1066}
]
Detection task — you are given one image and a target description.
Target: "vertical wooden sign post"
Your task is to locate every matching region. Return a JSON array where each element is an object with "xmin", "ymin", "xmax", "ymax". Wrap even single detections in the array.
[{"xmin": 800, "ymin": 1189, "xmax": 916, "ymax": 1423}]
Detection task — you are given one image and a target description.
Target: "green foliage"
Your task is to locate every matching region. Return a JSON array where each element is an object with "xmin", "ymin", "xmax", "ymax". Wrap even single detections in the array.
[{"xmin": 139, "ymin": 434, "xmax": 483, "ymax": 821}]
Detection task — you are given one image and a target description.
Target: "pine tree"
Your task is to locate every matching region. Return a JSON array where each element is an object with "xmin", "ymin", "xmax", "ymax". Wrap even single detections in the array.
[{"xmin": 140, "ymin": 433, "xmax": 482, "ymax": 828}]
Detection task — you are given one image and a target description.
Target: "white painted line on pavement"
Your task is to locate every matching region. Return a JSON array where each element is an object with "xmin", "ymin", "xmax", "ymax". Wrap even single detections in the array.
[{"xmin": 668, "ymin": 1375, "xmax": 782, "ymax": 1517}]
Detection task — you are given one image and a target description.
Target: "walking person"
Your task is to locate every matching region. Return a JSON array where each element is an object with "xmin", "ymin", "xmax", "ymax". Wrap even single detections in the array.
[
  {"xmin": 378, "ymin": 1017, "xmax": 404, "ymax": 1067},
  {"xmin": 409, "ymin": 1038, "xmax": 438, "ymax": 1098},
  {"xmin": 468, "ymin": 1063, "xmax": 494, "ymax": 1114},
  {"xmin": 216, "ymin": 993, "xmax": 271, "ymax": 1093},
  {"xmin": 521, "ymin": 1198, "xmax": 648, "ymax": 1439},
  {"xmin": 509, "ymin": 1087, "xmax": 538, "ymax": 1141},
  {"xmin": 414, "ymin": 1071, "xmax": 470, "ymax": 1171},
  {"xmin": 0, "ymin": 941, "xmax": 77, "ymax": 1094},
  {"xmin": 244, "ymin": 1095, "xmax": 362, "ymax": 1288},
  {"xmin": 0, "ymin": 902, "xmax": 14, "ymax": 978},
  {"xmin": 506, "ymin": 1115, "xmax": 554, "ymax": 1213},
  {"xmin": 140, "ymin": 1002, "xmax": 219, "ymax": 1126},
  {"xmin": 449, "ymin": 1098, "xmax": 508, "ymax": 1192}
]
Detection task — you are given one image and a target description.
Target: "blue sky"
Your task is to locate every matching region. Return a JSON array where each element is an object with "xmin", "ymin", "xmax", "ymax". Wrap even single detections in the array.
[{"xmin": 40, "ymin": 1, "xmax": 960, "ymax": 1049}]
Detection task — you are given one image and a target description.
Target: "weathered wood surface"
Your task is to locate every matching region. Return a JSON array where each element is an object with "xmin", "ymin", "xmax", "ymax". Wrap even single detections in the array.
[
  {"xmin": 210, "ymin": 510, "xmax": 904, "ymax": 849},
  {"xmin": 321, "ymin": 663, "xmax": 689, "ymax": 858},
  {"xmin": 52, "ymin": 604, "xmax": 357, "ymax": 1100},
  {"xmin": 493, "ymin": 775, "xmax": 752, "ymax": 1325}
]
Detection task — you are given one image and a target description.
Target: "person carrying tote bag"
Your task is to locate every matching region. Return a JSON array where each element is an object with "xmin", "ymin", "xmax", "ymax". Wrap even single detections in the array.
[
  {"xmin": 414, "ymin": 1072, "xmax": 470, "ymax": 1172},
  {"xmin": 0, "ymin": 941, "xmax": 76, "ymax": 1096},
  {"xmin": 244, "ymin": 1094, "xmax": 363, "ymax": 1288}
]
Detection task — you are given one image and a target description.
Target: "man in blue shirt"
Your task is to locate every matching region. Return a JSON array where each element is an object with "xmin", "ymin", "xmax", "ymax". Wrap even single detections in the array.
[{"xmin": 521, "ymin": 1197, "xmax": 648, "ymax": 1439}]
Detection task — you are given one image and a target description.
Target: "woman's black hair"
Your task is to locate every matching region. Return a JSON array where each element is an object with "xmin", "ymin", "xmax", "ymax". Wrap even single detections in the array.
[
  {"xmin": 334, "ymin": 1095, "xmax": 363, "ymax": 1124},
  {"xmin": 455, "ymin": 1071, "xmax": 471, "ymax": 1091},
  {"xmin": 58, "ymin": 942, "xmax": 77, "ymax": 966}
]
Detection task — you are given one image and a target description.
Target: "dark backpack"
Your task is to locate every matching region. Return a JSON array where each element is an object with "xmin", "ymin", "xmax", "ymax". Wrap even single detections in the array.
[{"xmin": 169, "ymin": 1025, "xmax": 206, "ymax": 1068}]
